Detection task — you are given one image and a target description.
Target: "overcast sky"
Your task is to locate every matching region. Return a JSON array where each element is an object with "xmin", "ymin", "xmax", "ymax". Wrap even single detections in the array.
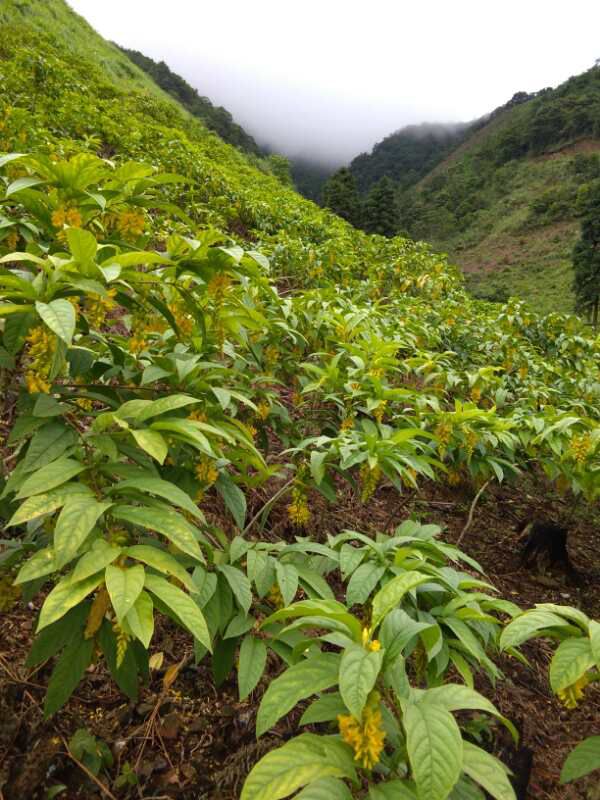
[{"xmin": 70, "ymin": 0, "xmax": 600, "ymax": 165}]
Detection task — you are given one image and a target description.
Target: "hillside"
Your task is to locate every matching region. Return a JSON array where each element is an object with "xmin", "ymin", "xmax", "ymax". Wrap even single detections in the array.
[
  {"xmin": 1, "ymin": 4, "xmax": 600, "ymax": 800},
  {"xmin": 118, "ymin": 46, "xmax": 261, "ymax": 155}
]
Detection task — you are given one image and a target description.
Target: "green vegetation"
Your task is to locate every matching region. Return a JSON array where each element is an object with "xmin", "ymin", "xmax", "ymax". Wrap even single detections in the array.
[
  {"xmin": 119, "ymin": 45, "xmax": 261, "ymax": 155},
  {"xmin": 1, "ymin": 3, "xmax": 600, "ymax": 799},
  {"xmin": 572, "ymin": 178, "xmax": 600, "ymax": 323}
]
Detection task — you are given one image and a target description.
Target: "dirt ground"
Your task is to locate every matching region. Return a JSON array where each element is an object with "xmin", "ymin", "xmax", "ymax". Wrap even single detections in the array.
[{"xmin": 1, "ymin": 476, "xmax": 599, "ymax": 800}]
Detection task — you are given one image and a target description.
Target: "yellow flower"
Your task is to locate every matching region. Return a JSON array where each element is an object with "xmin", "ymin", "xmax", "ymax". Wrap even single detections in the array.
[
  {"xmin": 267, "ymin": 583, "xmax": 284, "ymax": 609},
  {"xmin": 569, "ymin": 433, "xmax": 591, "ymax": 465},
  {"xmin": 24, "ymin": 326, "xmax": 55, "ymax": 393},
  {"xmin": 340, "ymin": 416, "xmax": 354, "ymax": 431},
  {"xmin": 557, "ymin": 673, "xmax": 590, "ymax": 709},
  {"xmin": 195, "ymin": 458, "xmax": 219, "ymax": 485},
  {"xmin": 85, "ymin": 288, "xmax": 116, "ymax": 328},
  {"xmin": 117, "ymin": 209, "xmax": 145, "ymax": 238},
  {"xmin": 359, "ymin": 463, "xmax": 381, "ymax": 503},
  {"xmin": 256, "ymin": 401, "xmax": 270, "ymax": 421},
  {"xmin": 129, "ymin": 335, "xmax": 148, "ymax": 355},
  {"xmin": 470, "ymin": 386, "xmax": 482, "ymax": 403},
  {"xmin": 51, "ymin": 207, "xmax": 66, "ymax": 228},
  {"xmin": 4, "ymin": 230, "xmax": 18, "ymax": 251},
  {"xmin": 287, "ymin": 487, "xmax": 310, "ymax": 526},
  {"xmin": 25, "ymin": 371, "xmax": 50, "ymax": 394},
  {"xmin": 65, "ymin": 207, "xmax": 82, "ymax": 228},
  {"xmin": 207, "ymin": 273, "xmax": 232, "ymax": 299},
  {"xmin": 338, "ymin": 703, "xmax": 386, "ymax": 770},
  {"xmin": 188, "ymin": 409, "xmax": 208, "ymax": 423},
  {"xmin": 374, "ymin": 400, "xmax": 387, "ymax": 423}
]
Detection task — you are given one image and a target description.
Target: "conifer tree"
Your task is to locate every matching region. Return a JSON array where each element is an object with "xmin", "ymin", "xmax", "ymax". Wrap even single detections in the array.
[
  {"xmin": 362, "ymin": 176, "xmax": 398, "ymax": 237},
  {"xmin": 322, "ymin": 168, "xmax": 361, "ymax": 227},
  {"xmin": 573, "ymin": 181, "xmax": 600, "ymax": 325}
]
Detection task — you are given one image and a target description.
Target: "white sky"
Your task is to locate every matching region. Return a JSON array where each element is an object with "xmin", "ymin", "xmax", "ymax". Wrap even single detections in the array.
[{"xmin": 69, "ymin": 0, "xmax": 600, "ymax": 165}]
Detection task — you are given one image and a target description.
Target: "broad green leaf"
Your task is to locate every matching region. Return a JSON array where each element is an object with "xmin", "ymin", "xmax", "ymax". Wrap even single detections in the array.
[
  {"xmin": 130, "ymin": 428, "xmax": 168, "ymax": 464},
  {"xmin": 216, "ymin": 473, "xmax": 246, "ymax": 529},
  {"xmin": 500, "ymin": 609, "xmax": 572, "ymax": 650},
  {"xmin": 110, "ymin": 476, "xmax": 203, "ymax": 520},
  {"xmin": 53, "ymin": 497, "xmax": 112, "ymax": 568},
  {"xmin": 238, "ymin": 634, "xmax": 267, "ymax": 700},
  {"xmin": 44, "ymin": 635, "xmax": 94, "ymax": 717},
  {"xmin": 72, "ymin": 539, "xmax": 121, "ymax": 582},
  {"xmin": 125, "ymin": 590, "xmax": 154, "ymax": 648},
  {"xmin": 66, "ymin": 227, "xmax": 97, "ymax": 262},
  {"xmin": 310, "ymin": 451, "xmax": 327, "ymax": 485},
  {"xmin": 135, "ymin": 394, "xmax": 198, "ymax": 422},
  {"xmin": 589, "ymin": 620, "xmax": 600, "ymax": 667},
  {"xmin": 8, "ymin": 484, "xmax": 93, "ymax": 526},
  {"xmin": 126, "ymin": 544, "xmax": 196, "ymax": 592},
  {"xmin": 346, "ymin": 563, "xmax": 385, "ymax": 606},
  {"xmin": 561, "ymin": 736, "xmax": 600, "ymax": 783},
  {"xmin": 35, "ymin": 299, "xmax": 76, "ymax": 345},
  {"xmin": 300, "ymin": 693, "xmax": 347, "ymax": 725},
  {"xmin": 276, "ymin": 561, "xmax": 299, "ymax": 606},
  {"xmin": 418, "ymin": 684, "xmax": 517, "ymax": 741},
  {"xmin": 14, "ymin": 546, "xmax": 58, "ymax": 585},
  {"xmin": 105, "ymin": 564, "xmax": 145, "ymax": 623},
  {"xmin": 369, "ymin": 781, "xmax": 418, "ymax": 800},
  {"xmin": 151, "ymin": 418, "xmax": 215, "ymax": 456},
  {"xmin": 21, "ymin": 422, "xmax": 76, "ymax": 474},
  {"xmin": 15, "ymin": 457, "xmax": 86, "ymax": 499},
  {"xmin": 262, "ymin": 599, "xmax": 362, "ymax": 641},
  {"xmin": 256, "ymin": 653, "xmax": 340, "ymax": 737},
  {"xmin": 371, "ymin": 571, "xmax": 429, "ymax": 629},
  {"xmin": 144, "ymin": 573, "xmax": 211, "ymax": 651},
  {"xmin": 219, "ymin": 564, "xmax": 252, "ymax": 614},
  {"xmin": 38, "ymin": 572, "xmax": 104, "ymax": 632},
  {"xmin": 461, "ymin": 742, "xmax": 515, "ymax": 800},
  {"xmin": 549, "ymin": 637, "xmax": 595, "ymax": 693},
  {"xmin": 404, "ymin": 702, "xmax": 463, "ymax": 800},
  {"xmin": 339, "ymin": 644, "xmax": 383, "ymax": 719},
  {"xmin": 240, "ymin": 733, "xmax": 356, "ymax": 800},
  {"xmin": 111, "ymin": 504, "xmax": 203, "ymax": 562},
  {"xmin": 296, "ymin": 778, "xmax": 354, "ymax": 799}
]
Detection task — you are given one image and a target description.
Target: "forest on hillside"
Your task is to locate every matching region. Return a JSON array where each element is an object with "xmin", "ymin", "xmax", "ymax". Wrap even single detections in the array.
[{"xmin": 1, "ymin": 3, "xmax": 600, "ymax": 800}]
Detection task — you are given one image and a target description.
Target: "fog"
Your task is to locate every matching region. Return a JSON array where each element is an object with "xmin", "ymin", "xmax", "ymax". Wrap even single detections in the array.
[{"xmin": 69, "ymin": 0, "xmax": 600, "ymax": 166}]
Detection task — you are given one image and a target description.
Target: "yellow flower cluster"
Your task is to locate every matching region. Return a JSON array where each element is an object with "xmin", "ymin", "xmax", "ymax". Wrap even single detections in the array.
[
  {"xmin": 464, "ymin": 429, "xmax": 479, "ymax": 458},
  {"xmin": 85, "ymin": 288, "xmax": 117, "ymax": 329},
  {"xmin": 129, "ymin": 334, "xmax": 148, "ymax": 356},
  {"xmin": 359, "ymin": 462, "xmax": 381, "ymax": 503},
  {"xmin": 24, "ymin": 325, "xmax": 55, "ymax": 394},
  {"xmin": 195, "ymin": 458, "xmax": 219, "ymax": 485},
  {"xmin": 338, "ymin": 702, "xmax": 386, "ymax": 770},
  {"xmin": 287, "ymin": 486, "xmax": 310, "ymax": 526},
  {"xmin": 168, "ymin": 302, "xmax": 194, "ymax": 337},
  {"xmin": 188, "ymin": 409, "xmax": 208, "ymax": 423},
  {"xmin": 447, "ymin": 468, "xmax": 462, "ymax": 487},
  {"xmin": 267, "ymin": 583, "xmax": 284, "ymax": 609},
  {"xmin": 113, "ymin": 622, "xmax": 130, "ymax": 668},
  {"xmin": 557, "ymin": 673, "xmax": 589, "ymax": 709},
  {"xmin": 51, "ymin": 206, "xmax": 82, "ymax": 228},
  {"xmin": 117, "ymin": 209, "xmax": 145, "ymax": 238},
  {"xmin": 374, "ymin": 400, "xmax": 387, "ymax": 423},
  {"xmin": 256, "ymin": 401, "xmax": 270, "ymax": 421},
  {"xmin": 207, "ymin": 273, "xmax": 232, "ymax": 300},
  {"xmin": 470, "ymin": 386, "xmax": 482, "ymax": 403},
  {"xmin": 569, "ymin": 433, "xmax": 591, "ymax": 465},
  {"xmin": 340, "ymin": 415, "xmax": 354, "ymax": 431},
  {"xmin": 84, "ymin": 587, "xmax": 110, "ymax": 639},
  {"xmin": 264, "ymin": 344, "xmax": 280, "ymax": 369},
  {"xmin": 435, "ymin": 419, "xmax": 452, "ymax": 459},
  {"xmin": 4, "ymin": 230, "xmax": 18, "ymax": 251}
]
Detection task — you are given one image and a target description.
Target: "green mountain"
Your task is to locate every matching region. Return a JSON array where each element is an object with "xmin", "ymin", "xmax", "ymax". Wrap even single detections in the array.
[
  {"xmin": 118, "ymin": 46, "xmax": 261, "ymax": 155},
  {"xmin": 348, "ymin": 75, "xmax": 600, "ymax": 314}
]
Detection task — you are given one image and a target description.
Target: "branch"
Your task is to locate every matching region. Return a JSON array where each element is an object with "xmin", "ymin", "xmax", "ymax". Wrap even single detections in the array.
[{"xmin": 456, "ymin": 478, "xmax": 492, "ymax": 547}]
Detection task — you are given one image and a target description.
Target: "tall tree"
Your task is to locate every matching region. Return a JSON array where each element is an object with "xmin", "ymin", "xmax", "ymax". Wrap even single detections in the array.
[
  {"xmin": 362, "ymin": 176, "xmax": 398, "ymax": 237},
  {"xmin": 573, "ymin": 181, "xmax": 600, "ymax": 325},
  {"xmin": 322, "ymin": 168, "xmax": 361, "ymax": 227}
]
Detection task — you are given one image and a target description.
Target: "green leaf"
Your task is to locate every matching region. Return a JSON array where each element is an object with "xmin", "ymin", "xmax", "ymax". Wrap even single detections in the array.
[
  {"xmin": 368, "ymin": 781, "xmax": 417, "ymax": 800},
  {"xmin": 111, "ymin": 504, "xmax": 203, "ymax": 562},
  {"xmin": 135, "ymin": 394, "xmax": 198, "ymax": 422},
  {"xmin": 500, "ymin": 609, "xmax": 572, "ymax": 650},
  {"xmin": 44, "ymin": 635, "xmax": 94, "ymax": 717},
  {"xmin": 296, "ymin": 778, "xmax": 354, "ymax": 799},
  {"xmin": 66, "ymin": 227, "xmax": 97, "ymax": 262},
  {"xmin": 238, "ymin": 634, "xmax": 267, "ymax": 700},
  {"xmin": 589, "ymin": 620, "xmax": 600, "ymax": 667},
  {"xmin": 404, "ymin": 701, "xmax": 463, "ymax": 800},
  {"xmin": 125, "ymin": 590, "xmax": 154, "ymax": 648},
  {"xmin": 105, "ymin": 564, "xmax": 145, "ymax": 623},
  {"xmin": 37, "ymin": 572, "xmax": 103, "ymax": 632},
  {"xmin": 339, "ymin": 644, "xmax": 383, "ymax": 719},
  {"xmin": 72, "ymin": 539, "xmax": 121, "ymax": 582},
  {"xmin": 8, "ymin": 484, "xmax": 93, "ymax": 527},
  {"xmin": 21, "ymin": 422, "xmax": 76, "ymax": 474},
  {"xmin": 256, "ymin": 653, "xmax": 340, "ymax": 737},
  {"xmin": 549, "ymin": 637, "xmax": 595, "ymax": 693},
  {"xmin": 300, "ymin": 693, "xmax": 347, "ymax": 725},
  {"xmin": 126, "ymin": 544, "xmax": 196, "ymax": 592},
  {"xmin": 110, "ymin": 476, "xmax": 203, "ymax": 520},
  {"xmin": 371, "ymin": 571, "xmax": 429, "ymax": 629},
  {"xmin": 15, "ymin": 457, "xmax": 86, "ymax": 500},
  {"xmin": 240, "ymin": 733, "xmax": 356, "ymax": 800},
  {"xmin": 215, "ymin": 473, "xmax": 246, "ymax": 529},
  {"xmin": 561, "ymin": 736, "xmax": 600, "ymax": 783},
  {"xmin": 35, "ymin": 299, "xmax": 76, "ymax": 345},
  {"xmin": 461, "ymin": 742, "xmax": 515, "ymax": 800},
  {"xmin": 53, "ymin": 497, "xmax": 112, "ymax": 569},
  {"xmin": 276, "ymin": 561, "xmax": 299, "ymax": 606},
  {"xmin": 219, "ymin": 564, "xmax": 252, "ymax": 614},
  {"xmin": 346, "ymin": 563, "xmax": 385, "ymax": 606},
  {"xmin": 14, "ymin": 546, "xmax": 58, "ymax": 585},
  {"xmin": 130, "ymin": 429, "xmax": 168, "ymax": 464},
  {"xmin": 417, "ymin": 684, "xmax": 517, "ymax": 741},
  {"xmin": 310, "ymin": 451, "xmax": 327, "ymax": 485},
  {"xmin": 144, "ymin": 573, "xmax": 211, "ymax": 651}
]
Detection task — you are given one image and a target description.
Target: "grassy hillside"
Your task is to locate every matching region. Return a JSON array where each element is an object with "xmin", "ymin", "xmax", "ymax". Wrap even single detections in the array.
[{"xmin": 1, "ymin": 4, "xmax": 600, "ymax": 800}]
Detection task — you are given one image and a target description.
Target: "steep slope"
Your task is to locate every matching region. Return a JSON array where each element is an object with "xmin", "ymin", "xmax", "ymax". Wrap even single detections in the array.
[{"xmin": 118, "ymin": 46, "xmax": 261, "ymax": 155}]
